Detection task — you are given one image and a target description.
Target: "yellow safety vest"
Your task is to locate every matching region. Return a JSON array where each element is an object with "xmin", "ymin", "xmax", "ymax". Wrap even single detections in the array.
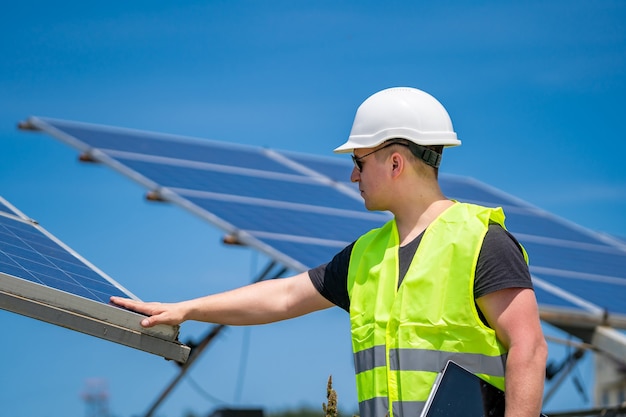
[{"xmin": 348, "ymin": 202, "xmax": 524, "ymax": 417}]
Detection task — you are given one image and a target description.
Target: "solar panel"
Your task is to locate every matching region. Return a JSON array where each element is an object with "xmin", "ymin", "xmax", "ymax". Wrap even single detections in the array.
[
  {"xmin": 0, "ymin": 198, "xmax": 21, "ymax": 216},
  {"xmin": 0, "ymin": 195, "xmax": 190, "ymax": 363},
  {"xmin": 18, "ymin": 116, "xmax": 626, "ymax": 334}
]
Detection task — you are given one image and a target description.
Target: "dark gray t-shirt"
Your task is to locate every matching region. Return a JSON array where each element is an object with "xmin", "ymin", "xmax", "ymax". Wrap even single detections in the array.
[{"xmin": 308, "ymin": 224, "xmax": 533, "ymax": 315}]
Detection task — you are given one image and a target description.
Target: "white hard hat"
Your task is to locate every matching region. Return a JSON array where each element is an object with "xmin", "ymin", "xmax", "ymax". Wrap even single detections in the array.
[{"xmin": 334, "ymin": 87, "xmax": 461, "ymax": 153}]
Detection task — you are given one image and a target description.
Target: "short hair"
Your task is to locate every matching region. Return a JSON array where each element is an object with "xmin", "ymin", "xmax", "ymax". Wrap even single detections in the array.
[{"xmin": 376, "ymin": 140, "xmax": 443, "ymax": 178}]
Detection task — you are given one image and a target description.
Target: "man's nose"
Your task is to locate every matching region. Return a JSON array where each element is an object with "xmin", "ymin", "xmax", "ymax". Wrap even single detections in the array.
[{"xmin": 350, "ymin": 166, "xmax": 360, "ymax": 183}]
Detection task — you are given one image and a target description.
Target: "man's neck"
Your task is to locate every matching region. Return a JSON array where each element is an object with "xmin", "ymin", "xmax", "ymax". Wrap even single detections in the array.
[{"xmin": 394, "ymin": 198, "xmax": 455, "ymax": 246}]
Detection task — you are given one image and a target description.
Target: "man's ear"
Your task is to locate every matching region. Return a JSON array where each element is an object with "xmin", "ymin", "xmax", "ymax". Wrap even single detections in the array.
[{"xmin": 390, "ymin": 152, "xmax": 404, "ymax": 178}]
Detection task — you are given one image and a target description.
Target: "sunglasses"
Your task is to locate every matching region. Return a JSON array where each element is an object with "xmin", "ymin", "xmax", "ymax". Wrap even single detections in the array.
[{"xmin": 351, "ymin": 142, "xmax": 409, "ymax": 171}]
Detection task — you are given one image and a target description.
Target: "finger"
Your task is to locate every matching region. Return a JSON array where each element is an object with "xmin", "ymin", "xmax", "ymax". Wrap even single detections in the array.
[
  {"xmin": 141, "ymin": 316, "xmax": 156, "ymax": 328},
  {"xmin": 111, "ymin": 297, "xmax": 162, "ymax": 327},
  {"xmin": 140, "ymin": 312, "xmax": 173, "ymax": 328},
  {"xmin": 110, "ymin": 296, "xmax": 154, "ymax": 315},
  {"xmin": 110, "ymin": 296, "xmax": 135, "ymax": 307}
]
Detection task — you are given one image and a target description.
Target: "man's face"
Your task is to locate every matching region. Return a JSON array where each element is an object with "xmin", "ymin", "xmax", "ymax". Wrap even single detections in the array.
[{"xmin": 350, "ymin": 144, "xmax": 392, "ymax": 211}]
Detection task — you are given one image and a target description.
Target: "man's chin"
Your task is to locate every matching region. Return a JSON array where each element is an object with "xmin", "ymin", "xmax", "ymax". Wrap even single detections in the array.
[{"xmin": 363, "ymin": 202, "xmax": 380, "ymax": 212}]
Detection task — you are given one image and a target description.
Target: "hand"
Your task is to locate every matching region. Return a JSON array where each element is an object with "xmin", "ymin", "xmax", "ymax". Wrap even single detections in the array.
[{"xmin": 110, "ymin": 296, "xmax": 187, "ymax": 327}]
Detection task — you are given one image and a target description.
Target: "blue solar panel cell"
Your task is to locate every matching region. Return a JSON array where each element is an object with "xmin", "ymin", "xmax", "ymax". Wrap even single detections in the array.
[
  {"xmin": 440, "ymin": 176, "xmax": 519, "ymax": 208},
  {"xmin": 0, "ymin": 200, "xmax": 18, "ymax": 216},
  {"xmin": 505, "ymin": 210, "xmax": 613, "ymax": 247},
  {"xmin": 45, "ymin": 119, "xmax": 300, "ymax": 175},
  {"xmin": 185, "ymin": 196, "xmax": 388, "ymax": 245},
  {"xmin": 256, "ymin": 238, "xmax": 345, "ymax": 271},
  {"xmin": 0, "ymin": 214, "xmax": 129, "ymax": 303},
  {"xmin": 280, "ymin": 152, "xmax": 355, "ymax": 183},
  {"xmin": 115, "ymin": 157, "xmax": 365, "ymax": 211},
  {"xmin": 534, "ymin": 272, "xmax": 625, "ymax": 314},
  {"xmin": 525, "ymin": 241, "xmax": 626, "ymax": 278},
  {"xmin": 532, "ymin": 285, "xmax": 579, "ymax": 310},
  {"xmin": 0, "ymin": 253, "xmax": 28, "ymax": 279}
]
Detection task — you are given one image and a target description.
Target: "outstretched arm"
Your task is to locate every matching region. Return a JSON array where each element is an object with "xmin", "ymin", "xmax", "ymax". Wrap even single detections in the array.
[
  {"xmin": 477, "ymin": 288, "xmax": 548, "ymax": 417},
  {"xmin": 111, "ymin": 271, "xmax": 334, "ymax": 328}
]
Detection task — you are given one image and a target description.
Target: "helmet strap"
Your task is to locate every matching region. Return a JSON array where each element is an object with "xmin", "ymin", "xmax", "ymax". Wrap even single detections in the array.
[{"xmin": 407, "ymin": 142, "xmax": 442, "ymax": 168}]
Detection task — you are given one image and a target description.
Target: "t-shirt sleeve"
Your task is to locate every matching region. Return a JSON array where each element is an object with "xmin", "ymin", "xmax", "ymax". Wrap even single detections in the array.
[
  {"xmin": 474, "ymin": 224, "xmax": 534, "ymax": 299},
  {"xmin": 308, "ymin": 242, "xmax": 353, "ymax": 312}
]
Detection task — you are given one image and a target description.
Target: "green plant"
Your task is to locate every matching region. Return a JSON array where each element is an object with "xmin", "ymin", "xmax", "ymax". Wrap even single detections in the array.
[{"xmin": 322, "ymin": 375, "xmax": 337, "ymax": 417}]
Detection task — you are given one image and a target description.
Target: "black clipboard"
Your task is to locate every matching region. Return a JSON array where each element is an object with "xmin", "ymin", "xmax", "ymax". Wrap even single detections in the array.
[{"xmin": 419, "ymin": 360, "xmax": 547, "ymax": 417}]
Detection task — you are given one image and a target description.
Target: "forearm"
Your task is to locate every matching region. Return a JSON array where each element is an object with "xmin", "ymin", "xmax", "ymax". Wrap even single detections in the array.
[
  {"xmin": 183, "ymin": 279, "xmax": 297, "ymax": 325},
  {"xmin": 111, "ymin": 271, "xmax": 332, "ymax": 328},
  {"xmin": 504, "ymin": 341, "xmax": 548, "ymax": 417}
]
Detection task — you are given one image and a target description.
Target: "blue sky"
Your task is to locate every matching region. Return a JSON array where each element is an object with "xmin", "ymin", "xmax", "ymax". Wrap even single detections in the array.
[{"xmin": 1, "ymin": 1, "xmax": 625, "ymax": 417}]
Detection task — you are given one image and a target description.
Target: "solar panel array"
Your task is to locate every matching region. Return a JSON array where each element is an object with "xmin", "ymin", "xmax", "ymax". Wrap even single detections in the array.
[
  {"xmin": 18, "ymin": 116, "xmax": 626, "ymax": 333},
  {"xmin": 0, "ymin": 195, "xmax": 190, "ymax": 363}
]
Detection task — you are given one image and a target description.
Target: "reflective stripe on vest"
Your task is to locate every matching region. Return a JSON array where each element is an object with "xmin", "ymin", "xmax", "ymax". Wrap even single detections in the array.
[
  {"xmin": 348, "ymin": 203, "xmax": 523, "ymax": 417},
  {"xmin": 359, "ymin": 397, "xmax": 435, "ymax": 417},
  {"xmin": 355, "ymin": 346, "xmax": 506, "ymax": 376}
]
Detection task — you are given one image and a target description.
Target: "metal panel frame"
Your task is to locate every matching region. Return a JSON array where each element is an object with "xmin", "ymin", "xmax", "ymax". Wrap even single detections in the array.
[{"xmin": 1, "ymin": 272, "xmax": 190, "ymax": 363}]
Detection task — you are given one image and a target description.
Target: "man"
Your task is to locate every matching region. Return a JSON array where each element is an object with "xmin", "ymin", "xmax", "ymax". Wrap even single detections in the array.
[{"xmin": 112, "ymin": 87, "xmax": 547, "ymax": 417}]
